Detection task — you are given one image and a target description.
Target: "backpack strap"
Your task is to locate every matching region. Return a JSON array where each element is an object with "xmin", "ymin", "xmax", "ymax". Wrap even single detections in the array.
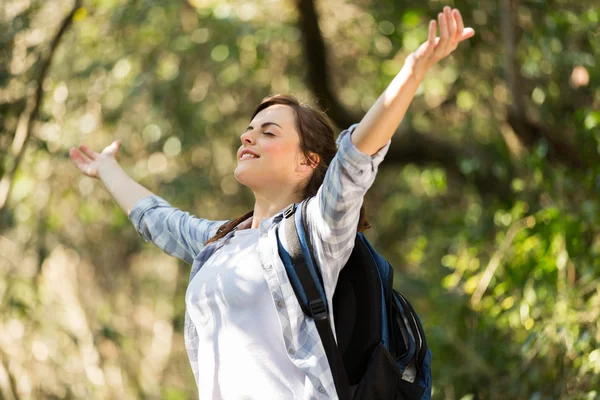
[{"xmin": 276, "ymin": 200, "xmax": 352, "ymax": 400}]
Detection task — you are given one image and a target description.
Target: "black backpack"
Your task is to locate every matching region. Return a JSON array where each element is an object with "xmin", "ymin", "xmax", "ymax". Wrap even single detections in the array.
[{"xmin": 276, "ymin": 201, "xmax": 432, "ymax": 400}]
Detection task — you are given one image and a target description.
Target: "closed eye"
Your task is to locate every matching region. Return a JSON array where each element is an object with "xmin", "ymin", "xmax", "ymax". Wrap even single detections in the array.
[{"xmin": 263, "ymin": 132, "xmax": 275, "ymax": 136}]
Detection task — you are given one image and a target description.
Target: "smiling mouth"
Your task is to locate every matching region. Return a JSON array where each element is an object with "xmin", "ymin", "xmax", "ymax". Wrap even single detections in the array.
[{"xmin": 240, "ymin": 153, "xmax": 260, "ymax": 160}]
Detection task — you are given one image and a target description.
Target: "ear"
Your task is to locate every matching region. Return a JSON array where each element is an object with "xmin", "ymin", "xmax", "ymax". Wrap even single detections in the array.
[{"xmin": 300, "ymin": 153, "xmax": 320, "ymax": 170}]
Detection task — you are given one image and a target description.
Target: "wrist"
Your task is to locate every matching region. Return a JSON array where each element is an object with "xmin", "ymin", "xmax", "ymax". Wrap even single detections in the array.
[
  {"xmin": 97, "ymin": 157, "xmax": 121, "ymax": 180},
  {"xmin": 390, "ymin": 63, "xmax": 424, "ymax": 92},
  {"xmin": 402, "ymin": 53, "xmax": 429, "ymax": 82}
]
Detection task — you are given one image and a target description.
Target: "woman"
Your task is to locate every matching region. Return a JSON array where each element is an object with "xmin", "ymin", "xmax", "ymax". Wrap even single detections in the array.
[{"xmin": 70, "ymin": 7, "xmax": 474, "ymax": 399}]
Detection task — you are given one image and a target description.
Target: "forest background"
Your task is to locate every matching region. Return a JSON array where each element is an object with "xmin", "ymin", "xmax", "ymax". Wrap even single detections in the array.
[{"xmin": 1, "ymin": 0, "xmax": 599, "ymax": 399}]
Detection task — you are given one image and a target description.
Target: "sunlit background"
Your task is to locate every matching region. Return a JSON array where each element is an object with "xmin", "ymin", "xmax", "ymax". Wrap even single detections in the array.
[{"xmin": 0, "ymin": 0, "xmax": 599, "ymax": 398}]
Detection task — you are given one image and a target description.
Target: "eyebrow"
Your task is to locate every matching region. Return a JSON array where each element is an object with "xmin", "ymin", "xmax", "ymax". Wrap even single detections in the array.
[{"xmin": 246, "ymin": 122, "xmax": 282, "ymax": 131}]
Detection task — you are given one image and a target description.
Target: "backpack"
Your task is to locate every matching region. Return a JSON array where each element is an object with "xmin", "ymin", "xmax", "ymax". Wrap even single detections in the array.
[{"xmin": 276, "ymin": 200, "xmax": 432, "ymax": 400}]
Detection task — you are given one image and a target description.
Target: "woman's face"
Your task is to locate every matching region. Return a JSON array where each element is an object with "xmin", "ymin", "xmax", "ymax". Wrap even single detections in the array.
[{"xmin": 234, "ymin": 104, "xmax": 307, "ymax": 192}]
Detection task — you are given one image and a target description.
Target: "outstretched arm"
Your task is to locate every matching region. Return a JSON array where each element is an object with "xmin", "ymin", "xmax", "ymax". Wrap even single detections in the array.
[
  {"xmin": 352, "ymin": 6, "xmax": 475, "ymax": 156},
  {"xmin": 69, "ymin": 140, "xmax": 224, "ymax": 264}
]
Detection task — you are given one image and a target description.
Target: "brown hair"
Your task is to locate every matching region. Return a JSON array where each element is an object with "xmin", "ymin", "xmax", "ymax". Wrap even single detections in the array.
[{"xmin": 205, "ymin": 94, "xmax": 370, "ymax": 245}]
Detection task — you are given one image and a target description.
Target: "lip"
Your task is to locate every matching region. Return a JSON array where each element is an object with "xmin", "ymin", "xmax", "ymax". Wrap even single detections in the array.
[{"xmin": 238, "ymin": 148, "xmax": 260, "ymax": 161}]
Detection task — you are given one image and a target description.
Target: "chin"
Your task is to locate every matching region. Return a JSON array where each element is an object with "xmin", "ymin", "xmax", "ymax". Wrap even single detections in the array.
[
  {"xmin": 234, "ymin": 167, "xmax": 255, "ymax": 188},
  {"xmin": 235, "ymin": 167, "xmax": 284, "ymax": 193}
]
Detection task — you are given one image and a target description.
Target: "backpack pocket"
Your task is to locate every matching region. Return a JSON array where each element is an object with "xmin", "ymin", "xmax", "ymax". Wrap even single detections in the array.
[
  {"xmin": 352, "ymin": 343, "xmax": 426, "ymax": 400},
  {"xmin": 393, "ymin": 291, "xmax": 428, "ymax": 382},
  {"xmin": 390, "ymin": 292, "xmax": 416, "ymax": 373}
]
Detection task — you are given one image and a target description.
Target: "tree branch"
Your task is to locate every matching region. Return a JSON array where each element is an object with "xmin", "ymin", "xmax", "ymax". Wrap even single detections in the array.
[
  {"xmin": 0, "ymin": 347, "xmax": 19, "ymax": 400},
  {"xmin": 501, "ymin": 0, "xmax": 585, "ymax": 169},
  {"xmin": 0, "ymin": 0, "xmax": 82, "ymax": 212},
  {"xmin": 386, "ymin": 128, "xmax": 513, "ymax": 199},
  {"xmin": 294, "ymin": 0, "xmax": 357, "ymax": 126},
  {"xmin": 471, "ymin": 216, "xmax": 530, "ymax": 307},
  {"xmin": 501, "ymin": 0, "xmax": 523, "ymax": 115}
]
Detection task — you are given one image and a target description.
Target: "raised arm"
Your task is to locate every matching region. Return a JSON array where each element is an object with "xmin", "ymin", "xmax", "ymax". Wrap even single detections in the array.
[
  {"xmin": 352, "ymin": 6, "xmax": 475, "ymax": 155},
  {"xmin": 304, "ymin": 6, "xmax": 474, "ymax": 290}
]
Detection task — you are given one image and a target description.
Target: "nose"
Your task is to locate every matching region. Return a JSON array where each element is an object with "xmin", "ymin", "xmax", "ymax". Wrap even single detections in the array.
[{"xmin": 240, "ymin": 130, "xmax": 255, "ymax": 145}]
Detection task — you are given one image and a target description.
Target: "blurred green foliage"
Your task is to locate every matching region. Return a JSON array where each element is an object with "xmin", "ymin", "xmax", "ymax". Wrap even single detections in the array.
[{"xmin": 0, "ymin": 0, "xmax": 599, "ymax": 399}]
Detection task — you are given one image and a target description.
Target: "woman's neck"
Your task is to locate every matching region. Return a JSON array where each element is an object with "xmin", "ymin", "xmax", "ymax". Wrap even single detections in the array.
[{"xmin": 250, "ymin": 188, "xmax": 303, "ymax": 229}]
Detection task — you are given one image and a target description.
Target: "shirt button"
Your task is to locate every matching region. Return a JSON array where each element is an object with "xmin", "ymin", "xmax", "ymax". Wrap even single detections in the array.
[
  {"xmin": 288, "ymin": 347, "xmax": 296, "ymax": 356},
  {"xmin": 318, "ymin": 386, "xmax": 326, "ymax": 394},
  {"xmin": 276, "ymin": 300, "xmax": 284, "ymax": 308}
]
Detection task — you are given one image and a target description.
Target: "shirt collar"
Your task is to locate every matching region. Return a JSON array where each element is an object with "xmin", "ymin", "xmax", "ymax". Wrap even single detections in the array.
[{"xmin": 233, "ymin": 203, "xmax": 294, "ymax": 233}]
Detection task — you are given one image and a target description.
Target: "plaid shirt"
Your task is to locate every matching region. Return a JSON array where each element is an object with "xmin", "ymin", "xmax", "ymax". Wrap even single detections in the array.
[{"xmin": 128, "ymin": 124, "xmax": 390, "ymax": 399}]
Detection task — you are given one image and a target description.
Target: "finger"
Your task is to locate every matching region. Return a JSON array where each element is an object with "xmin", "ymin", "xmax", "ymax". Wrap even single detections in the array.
[
  {"xmin": 445, "ymin": 7, "xmax": 456, "ymax": 43},
  {"xmin": 428, "ymin": 19, "xmax": 437, "ymax": 48},
  {"xmin": 438, "ymin": 12, "xmax": 448, "ymax": 43},
  {"xmin": 104, "ymin": 139, "xmax": 122, "ymax": 157},
  {"xmin": 454, "ymin": 9, "xmax": 465, "ymax": 37},
  {"xmin": 112, "ymin": 139, "xmax": 122, "ymax": 152},
  {"xmin": 70, "ymin": 147, "xmax": 90, "ymax": 163},
  {"xmin": 460, "ymin": 27, "xmax": 476, "ymax": 41},
  {"xmin": 69, "ymin": 148, "xmax": 90, "ymax": 171},
  {"xmin": 79, "ymin": 145, "xmax": 98, "ymax": 160},
  {"xmin": 418, "ymin": 19, "xmax": 437, "ymax": 57}
]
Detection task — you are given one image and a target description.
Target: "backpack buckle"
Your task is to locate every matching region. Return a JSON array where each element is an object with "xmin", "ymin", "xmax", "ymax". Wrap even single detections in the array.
[
  {"xmin": 309, "ymin": 299, "xmax": 328, "ymax": 321},
  {"xmin": 283, "ymin": 204, "xmax": 296, "ymax": 219}
]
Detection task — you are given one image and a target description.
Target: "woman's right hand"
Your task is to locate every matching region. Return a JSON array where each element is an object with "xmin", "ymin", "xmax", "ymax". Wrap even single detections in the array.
[{"xmin": 69, "ymin": 140, "xmax": 122, "ymax": 179}]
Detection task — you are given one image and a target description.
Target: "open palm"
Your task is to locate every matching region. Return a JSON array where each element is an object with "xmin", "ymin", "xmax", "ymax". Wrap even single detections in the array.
[{"xmin": 69, "ymin": 140, "xmax": 122, "ymax": 179}]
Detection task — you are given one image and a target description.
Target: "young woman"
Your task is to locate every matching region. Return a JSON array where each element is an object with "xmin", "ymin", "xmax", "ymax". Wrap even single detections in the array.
[{"xmin": 70, "ymin": 7, "xmax": 474, "ymax": 399}]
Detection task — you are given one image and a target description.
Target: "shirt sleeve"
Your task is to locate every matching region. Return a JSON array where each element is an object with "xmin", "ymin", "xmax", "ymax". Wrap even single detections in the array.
[
  {"xmin": 128, "ymin": 195, "xmax": 228, "ymax": 264},
  {"xmin": 304, "ymin": 123, "xmax": 390, "ymax": 291}
]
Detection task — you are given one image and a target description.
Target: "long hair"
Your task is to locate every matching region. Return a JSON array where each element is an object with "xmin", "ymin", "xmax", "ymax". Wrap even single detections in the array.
[{"xmin": 205, "ymin": 94, "xmax": 370, "ymax": 245}]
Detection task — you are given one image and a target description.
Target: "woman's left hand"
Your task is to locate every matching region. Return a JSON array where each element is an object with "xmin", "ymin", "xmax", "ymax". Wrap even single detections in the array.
[{"xmin": 405, "ymin": 6, "xmax": 475, "ymax": 80}]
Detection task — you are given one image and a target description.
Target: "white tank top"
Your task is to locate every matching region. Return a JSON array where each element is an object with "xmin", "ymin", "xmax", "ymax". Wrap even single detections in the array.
[{"xmin": 186, "ymin": 227, "xmax": 305, "ymax": 399}]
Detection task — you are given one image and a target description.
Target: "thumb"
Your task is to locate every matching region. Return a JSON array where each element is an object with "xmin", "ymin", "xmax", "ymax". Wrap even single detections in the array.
[
  {"xmin": 112, "ymin": 139, "xmax": 122, "ymax": 152},
  {"xmin": 105, "ymin": 139, "xmax": 122, "ymax": 157},
  {"xmin": 459, "ymin": 27, "xmax": 475, "ymax": 41}
]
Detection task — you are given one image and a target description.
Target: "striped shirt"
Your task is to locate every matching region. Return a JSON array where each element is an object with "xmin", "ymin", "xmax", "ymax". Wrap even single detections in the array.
[{"xmin": 128, "ymin": 123, "xmax": 390, "ymax": 399}]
